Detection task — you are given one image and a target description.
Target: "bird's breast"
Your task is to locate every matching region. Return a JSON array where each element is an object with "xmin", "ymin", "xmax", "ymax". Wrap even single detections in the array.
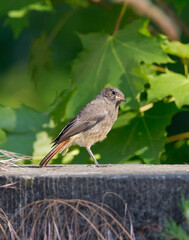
[{"xmin": 74, "ymin": 110, "xmax": 118, "ymax": 147}]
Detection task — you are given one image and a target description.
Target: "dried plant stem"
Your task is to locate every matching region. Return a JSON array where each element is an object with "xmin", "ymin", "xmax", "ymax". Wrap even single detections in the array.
[
  {"xmin": 0, "ymin": 149, "xmax": 32, "ymax": 171},
  {"xmin": 1, "ymin": 197, "xmax": 135, "ymax": 240},
  {"xmin": 154, "ymin": 65, "xmax": 167, "ymax": 73}
]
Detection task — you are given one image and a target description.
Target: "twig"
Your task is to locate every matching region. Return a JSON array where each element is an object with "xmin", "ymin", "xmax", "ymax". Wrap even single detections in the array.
[
  {"xmin": 167, "ymin": 132, "xmax": 189, "ymax": 143},
  {"xmin": 155, "ymin": 0, "xmax": 189, "ymax": 37},
  {"xmin": 113, "ymin": 3, "xmax": 127, "ymax": 36},
  {"xmin": 114, "ymin": 0, "xmax": 179, "ymax": 40},
  {"xmin": 154, "ymin": 65, "xmax": 167, "ymax": 73},
  {"xmin": 140, "ymin": 103, "xmax": 153, "ymax": 112}
]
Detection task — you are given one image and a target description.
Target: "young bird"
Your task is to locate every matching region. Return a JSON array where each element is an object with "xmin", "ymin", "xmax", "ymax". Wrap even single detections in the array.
[{"xmin": 39, "ymin": 87, "xmax": 127, "ymax": 167}]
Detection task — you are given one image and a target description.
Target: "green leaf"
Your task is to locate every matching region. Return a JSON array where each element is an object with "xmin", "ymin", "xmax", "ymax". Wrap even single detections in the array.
[
  {"xmin": 7, "ymin": 3, "xmax": 52, "ymax": 18},
  {"xmin": 112, "ymin": 111, "xmax": 137, "ymax": 129},
  {"xmin": 50, "ymin": 87, "xmax": 77, "ymax": 123},
  {"xmin": 148, "ymin": 70, "xmax": 189, "ymax": 108},
  {"xmin": 92, "ymin": 102, "xmax": 177, "ymax": 164},
  {"xmin": 1, "ymin": 1, "xmax": 53, "ymax": 37},
  {"xmin": 162, "ymin": 39, "xmax": 189, "ymax": 59},
  {"xmin": 0, "ymin": 105, "xmax": 50, "ymax": 155},
  {"xmin": 163, "ymin": 217, "xmax": 189, "ymax": 240},
  {"xmin": 0, "ymin": 106, "xmax": 16, "ymax": 131},
  {"xmin": 29, "ymin": 33, "xmax": 52, "ymax": 84},
  {"xmin": 64, "ymin": 0, "xmax": 89, "ymax": 7},
  {"xmin": 0, "ymin": 129, "xmax": 6, "ymax": 144},
  {"xmin": 12, "ymin": 105, "xmax": 49, "ymax": 133},
  {"xmin": 4, "ymin": 14, "xmax": 28, "ymax": 38},
  {"xmin": 0, "ymin": 0, "xmax": 52, "ymax": 16},
  {"xmin": 167, "ymin": 0, "xmax": 189, "ymax": 12},
  {"xmin": 65, "ymin": 20, "xmax": 172, "ymax": 118},
  {"xmin": 161, "ymin": 140, "xmax": 189, "ymax": 164}
]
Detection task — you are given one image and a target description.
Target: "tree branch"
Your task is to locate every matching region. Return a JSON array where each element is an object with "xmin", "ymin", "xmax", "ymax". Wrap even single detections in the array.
[{"xmin": 113, "ymin": 0, "xmax": 180, "ymax": 40}]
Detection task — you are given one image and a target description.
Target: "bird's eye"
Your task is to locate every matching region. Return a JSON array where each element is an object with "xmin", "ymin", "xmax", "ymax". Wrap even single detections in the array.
[{"xmin": 112, "ymin": 90, "xmax": 116, "ymax": 95}]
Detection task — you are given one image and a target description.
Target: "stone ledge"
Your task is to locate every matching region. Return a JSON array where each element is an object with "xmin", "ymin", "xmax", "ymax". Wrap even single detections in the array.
[
  {"xmin": 0, "ymin": 164, "xmax": 189, "ymax": 239},
  {"xmin": 1, "ymin": 164, "xmax": 189, "ymax": 176}
]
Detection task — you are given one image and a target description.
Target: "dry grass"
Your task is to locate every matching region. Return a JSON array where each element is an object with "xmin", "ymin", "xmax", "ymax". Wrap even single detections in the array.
[
  {"xmin": 0, "ymin": 149, "xmax": 31, "ymax": 170},
  {"xmin": 0, "ymin": 195, "xmax": 135, "ymax": 240}
]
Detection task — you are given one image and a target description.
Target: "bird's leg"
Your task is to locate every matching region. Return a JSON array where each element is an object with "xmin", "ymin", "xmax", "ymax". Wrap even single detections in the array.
[{"xmin": 86, "ymin": 146, "xmax": 99, "ymax": 166}]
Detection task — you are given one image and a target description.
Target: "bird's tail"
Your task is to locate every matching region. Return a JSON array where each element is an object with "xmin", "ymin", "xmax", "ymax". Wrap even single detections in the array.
[{"xmin": 39, "ymin": 140, "xmax": 69, "ymax": 168}]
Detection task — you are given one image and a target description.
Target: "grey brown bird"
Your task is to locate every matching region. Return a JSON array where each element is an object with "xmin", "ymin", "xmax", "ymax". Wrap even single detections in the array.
[{"xmin": 39, "ymin": 87, "xmax": 127, "ymax": 167}]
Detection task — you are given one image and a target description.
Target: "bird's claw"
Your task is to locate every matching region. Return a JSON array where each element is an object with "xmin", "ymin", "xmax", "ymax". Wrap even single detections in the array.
[{"xmin": 87, "ymin": 164, "xmax": 112, "ymax": 168}]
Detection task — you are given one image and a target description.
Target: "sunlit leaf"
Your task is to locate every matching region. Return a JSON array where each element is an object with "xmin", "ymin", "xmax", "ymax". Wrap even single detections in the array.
[
  {"xmin": 66, "ymin": 20, "xmax": 172, "ymax": 118},
  {"xmin": 1, "ymin": 1, "xmax": 52, "ymax": 37},
  {"xmin": 162, "ymin": 39, "xmax": 189, "ymax": 59},
  {"xmin": 0, "ymin": 0, "xmax": 52, "ymax": 16},
  {"xmin": 148, "ymin": 70, "xmax": 189, "ymax": 108}
]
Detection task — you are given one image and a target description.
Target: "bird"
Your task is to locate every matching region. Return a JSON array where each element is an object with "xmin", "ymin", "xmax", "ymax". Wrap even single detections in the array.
[{"xmin": 39, "ymin": 87, "xmax": 127, "ymax": 167}]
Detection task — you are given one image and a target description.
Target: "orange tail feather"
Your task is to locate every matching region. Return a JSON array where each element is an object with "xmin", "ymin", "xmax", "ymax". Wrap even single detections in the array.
[{"xmin": 39, "ymin": 140, "xmax": 69, "ymax": 168}]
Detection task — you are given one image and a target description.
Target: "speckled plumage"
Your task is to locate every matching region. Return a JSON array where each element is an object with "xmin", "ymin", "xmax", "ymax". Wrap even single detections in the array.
[{"xmin": 39, "ymin": 87, "xmax": 126, "ymax": 167}]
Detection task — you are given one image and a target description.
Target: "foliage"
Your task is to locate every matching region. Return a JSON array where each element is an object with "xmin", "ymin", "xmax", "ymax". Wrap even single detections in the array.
[
  {"xmin": 162, "ymin": 195, "xmax": 189, "ymax": 240},
  {"xmin": 1, "ymin": 1, "xmax": 52, "ymax": 38},
  {"xmin": 0, "ymin": 0, "xmax": 189, "ymax": 164},
  {"xmin": 0, "ymin": 105, "xmax": 49, "ymax": 155}
]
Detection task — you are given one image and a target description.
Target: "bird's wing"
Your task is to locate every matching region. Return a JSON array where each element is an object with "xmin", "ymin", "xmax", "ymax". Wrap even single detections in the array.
[{"xmin": 52, "ymin": 109, "xmax": 108, "ymax": 145}]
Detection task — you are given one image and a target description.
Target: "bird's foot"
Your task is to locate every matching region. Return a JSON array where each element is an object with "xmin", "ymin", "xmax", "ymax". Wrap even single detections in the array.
[
  {"xmin": 87, "ymin": 164, "xmax": 96, "ymax": 168},
  {"xmin": 98, "ymin": 164, "xmax": 112, "ymax": 167},
  {"xmin": 87, "ymin": 164, "xmax": 112, "ymax": 168}
]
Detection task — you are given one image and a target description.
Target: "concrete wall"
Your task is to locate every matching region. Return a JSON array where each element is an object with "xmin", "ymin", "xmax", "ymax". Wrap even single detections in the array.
[{"xmin": 0, "ymin": 164, "xmax": 189, "ymax": 239}]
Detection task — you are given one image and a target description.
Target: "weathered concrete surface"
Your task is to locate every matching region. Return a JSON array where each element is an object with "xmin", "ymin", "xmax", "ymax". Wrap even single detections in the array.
[{"xmin": 0, "ymin": 164, "xmax": 189, "ymax": 239}]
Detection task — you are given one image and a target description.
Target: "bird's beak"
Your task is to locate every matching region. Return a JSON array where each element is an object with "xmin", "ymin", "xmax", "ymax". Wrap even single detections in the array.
[{"xmin": 116, "ymin": 96, "xmax": 127, "ymax": 102}]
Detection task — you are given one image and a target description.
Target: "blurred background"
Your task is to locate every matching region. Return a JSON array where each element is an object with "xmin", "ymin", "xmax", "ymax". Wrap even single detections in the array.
[{"xmin": 0, "ymin": 0, "xmax": 189, "ymax": 165}]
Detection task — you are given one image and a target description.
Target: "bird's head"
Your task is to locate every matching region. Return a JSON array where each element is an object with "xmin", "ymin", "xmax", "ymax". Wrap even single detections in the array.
[{"xmin": 102, "ymin": 87, "xmax": 127, "ymax": 106}]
